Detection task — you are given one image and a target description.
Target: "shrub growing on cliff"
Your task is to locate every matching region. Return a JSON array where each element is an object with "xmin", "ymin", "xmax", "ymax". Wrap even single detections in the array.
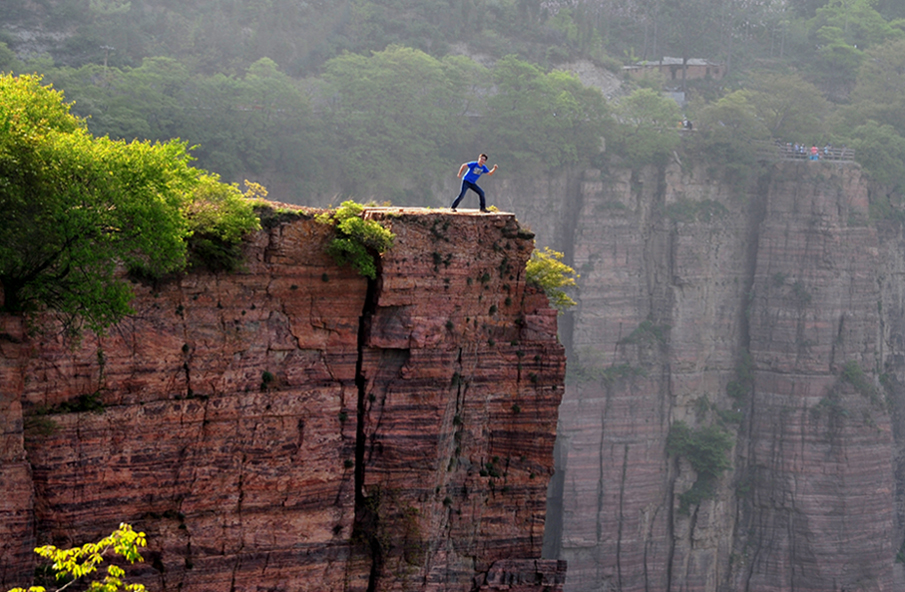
[
  {"xmin": 7, "ymin": 523, "xmax": 147, "ymax": 592},
  {"xmin": 525, "ymin": 246, "xmax": 578, "ymax": 312},
  {"xmin": 667, "ymin": 421, "xmax": 735, "ymax": 514},
  {"xmin": 315, "ymin": 201, "xmax": 395, "ymax": 279}
]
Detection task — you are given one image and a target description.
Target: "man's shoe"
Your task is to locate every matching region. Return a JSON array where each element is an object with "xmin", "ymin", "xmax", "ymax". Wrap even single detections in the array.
[
  {"xmin": 480, "ymin": 208, "xmax": 488, "ymax": 213},
  {"xmin": 451, "ymin": 208, "xmax": 457, "ymax": 212}
]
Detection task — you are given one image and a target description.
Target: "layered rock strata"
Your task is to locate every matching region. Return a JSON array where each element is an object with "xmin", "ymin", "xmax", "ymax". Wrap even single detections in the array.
[
  {"xmin": 0, "ymin": 208, "xmax": 566, "ymax": 592},
  {"xmin": 528, "ymin": 162, "xmax": 898, "ymax": 592}
]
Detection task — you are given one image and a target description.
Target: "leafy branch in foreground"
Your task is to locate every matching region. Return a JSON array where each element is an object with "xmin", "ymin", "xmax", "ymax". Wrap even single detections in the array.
[
  {"xmin": 525, "ymin": 246, "xmax": 579, "ymax": 312},
  {"xmin": 315, "ymin": 201, "xmax": 395, "ymax": 279},
  {"xmin": 7, "ymin": 523, "xmax": 147, "ymax": 592}
]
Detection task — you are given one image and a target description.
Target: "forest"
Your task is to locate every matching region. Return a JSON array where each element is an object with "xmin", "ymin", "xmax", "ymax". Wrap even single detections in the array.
[{"xmin": 1, "ymin": 0, "xmax": 905, "ymax": 209}]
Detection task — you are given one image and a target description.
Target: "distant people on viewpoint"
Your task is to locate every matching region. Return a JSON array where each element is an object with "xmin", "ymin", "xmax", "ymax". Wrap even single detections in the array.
[
  {"xmin": 810, "ymin": 145, "xmax": 819, "ymax": 161},
  {"xmin": 451, "ymin": 153, "xmax": 498, "ymax": 213}
]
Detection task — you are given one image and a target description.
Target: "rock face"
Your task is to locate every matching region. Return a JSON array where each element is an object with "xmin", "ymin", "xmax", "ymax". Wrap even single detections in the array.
[
  {"xmin": 0, "ymin": 209, "xmax": 566, "ymax": 592},
  {"xmin": 519, "ymin": 161, "xmax": 901, "ymax": 592}
]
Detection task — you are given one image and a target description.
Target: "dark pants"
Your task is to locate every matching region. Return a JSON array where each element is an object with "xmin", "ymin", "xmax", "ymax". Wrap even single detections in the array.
[{"xmin": 452, "ymin": 180, "xmax": 486, "ymax": 209}]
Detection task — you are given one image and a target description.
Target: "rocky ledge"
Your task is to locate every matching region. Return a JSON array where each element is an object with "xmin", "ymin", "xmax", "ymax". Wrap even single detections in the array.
[{"xmin": 0, "ymin": 207, "xmax": 566, "ymax": 592}]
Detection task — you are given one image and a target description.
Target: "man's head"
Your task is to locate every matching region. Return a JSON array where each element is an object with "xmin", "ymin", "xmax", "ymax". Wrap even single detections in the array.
[{"xmin": 478, "ymin": 153, "xmax": 488, "ymax": 164}]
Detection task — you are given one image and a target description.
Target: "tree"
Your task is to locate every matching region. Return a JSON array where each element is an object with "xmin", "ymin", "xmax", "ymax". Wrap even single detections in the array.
[
  {"xmin": 691, "ymin": 90, "xmax": 770, "ymax": 183},
  {"xmin": 322, "ymin": 46, "xmax": 471, "ymax": 201},
  {"xmin": 807, "ymin": 0, "xmax": 904, "ymax": 93},
  {"xmin": 483, "ymin": 55, "xmax": 611, "ymax": 172},
  {"xmin": 850, "ymin": 120, "xmax": 905, "ymax": 190},
  {"xmin": 611, "ymin": 87, "xmax": 681, "ymax": 166},
  {"xmin": 844, "ymin": 38, "xmax": 905, "ymax": 134},
  {"xmin": 7, "ymin": 523, "xmax": 147, "ymax": 592},
  {"xmin": 526, "ymin": 246, "xmax": 578, "ymax": 312},
  {"xmin": 745, "ymin": 70, "xmax": 830, "ymax": 142},
  {"xmin": 0, "ymin": 74, "xmax": 260, "ymax": 333}
]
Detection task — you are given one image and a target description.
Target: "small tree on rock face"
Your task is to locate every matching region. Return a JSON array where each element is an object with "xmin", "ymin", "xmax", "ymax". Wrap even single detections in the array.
[
  {"xmin": 6, "ymin": 523, "xmax": 147, "ymax": 592},
  {"xmin": 525, "ymin": 246, "xmax": 578, "ymax": 313}
]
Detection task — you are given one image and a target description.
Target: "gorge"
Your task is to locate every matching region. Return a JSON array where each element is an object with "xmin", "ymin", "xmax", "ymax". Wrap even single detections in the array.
[
  {"xmin": 3, "ymin": 158, "xmax": 905, "ymax": 592},
  {"xmin": 510, "ymin": 159, "xmax": 902, "ymax": 592}
]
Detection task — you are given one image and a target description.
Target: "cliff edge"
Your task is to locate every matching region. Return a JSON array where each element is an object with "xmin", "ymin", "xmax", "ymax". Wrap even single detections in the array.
[{"xmin": 0, "ymin": 208, "xmax": 566, "ymax": 592}]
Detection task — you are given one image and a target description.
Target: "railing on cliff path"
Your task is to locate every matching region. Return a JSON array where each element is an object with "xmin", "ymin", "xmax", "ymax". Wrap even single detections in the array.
[{"xmin": 752, "ymin": 139, "xmax": 856, "ymax": 163}]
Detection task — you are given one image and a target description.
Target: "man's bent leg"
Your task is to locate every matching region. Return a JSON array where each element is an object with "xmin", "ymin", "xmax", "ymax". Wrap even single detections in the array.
[{"xmin": 451, "ymin": 181, "xmax": 469, "ymax": 209}]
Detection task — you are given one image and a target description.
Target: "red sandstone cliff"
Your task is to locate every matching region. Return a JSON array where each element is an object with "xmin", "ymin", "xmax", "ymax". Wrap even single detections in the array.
[
  {"xmin": 521, "ymin": 161, "xmax": 900, "ymax": 592},
  {"xmin": 0, "ymin": 208, "xmax": 566, "ymax": 592}
]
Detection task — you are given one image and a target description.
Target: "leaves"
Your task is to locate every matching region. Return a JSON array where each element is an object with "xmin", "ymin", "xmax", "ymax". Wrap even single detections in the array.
[
  {"xmin": 317, "ymin": 201, "xmax": 395, "ymax": 279},
  {"xmin": 7, "ymin": 523, "xmax": 147, "ymax": 592},
  {"xmin": 612, "ymin": 87, "xmax": 682, "ymax": 166},
  {"xmin": 0, "ymin": 73, "xmax": 261, "ymax": 333},
  {"xmin": 525, "ymin": 246, "xmax": 578, "ymax": 312},
  {"xmin": 484, "ymin": 55, "xmax": 610, "ymax": 172}
]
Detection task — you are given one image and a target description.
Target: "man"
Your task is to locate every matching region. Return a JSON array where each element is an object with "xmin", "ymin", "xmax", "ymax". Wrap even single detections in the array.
[{"xmin": 451, "ymin": 154, "xmax": 498, "ymax": 212}]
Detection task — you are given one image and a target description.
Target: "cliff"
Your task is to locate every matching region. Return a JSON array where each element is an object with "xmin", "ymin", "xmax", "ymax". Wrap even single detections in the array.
[
  {"xmin": 0, "ymin": 209, "xmax": 567, "ymax": 592},
  {"xmin": 515, "ymin": 160, "xmax": 902, "ymax": 592}
]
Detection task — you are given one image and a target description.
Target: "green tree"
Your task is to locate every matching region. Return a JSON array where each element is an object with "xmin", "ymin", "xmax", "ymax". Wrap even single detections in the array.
[
  {"xmin": 611, "ymin": 87, "xmax": 681, "ymax": 166},
  {"xmin": 850, "ymin": 121, "xmax": 905, "ymax": 189},
  {"xmin": 833, "ymin": 39, "xmax": 905, "ymax": 189},
  {"xmin": 525, "ymin": 246, "xmax": 578, "ymax": 312},
  {"xmin": 0, "ymin": 74, "xmax": 259, "ymax": 333},
  {"xmin": 322, "ymin": 46, "xmax": 472, "ymax": 201},
  {"xmin": 745, "ymin": 70, "xmax": 830, "ymax": 142},
  {"xmin": 807, "ymin": 0, "xmax": 904, "ymax": 91},
  {"xmin": 692, "ymin": 90, "xmax": 770, "ymax": 176},
  {"xmin": 7, "ymin": 523, "xmax": 147, "ymax": 592},
  {"xmin": 844, "ymin": 38, "xmax": 905, "ymax": 134},
  {"xmin": 483, "ymin": 55, "xmax": 611, "ymax": 172}
]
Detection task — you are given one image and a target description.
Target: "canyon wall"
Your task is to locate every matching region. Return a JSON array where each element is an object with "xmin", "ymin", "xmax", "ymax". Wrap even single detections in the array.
[
  {"xmin": 501, "ymin": 161, "xmax": 902, "ymax": 592},
  {"xmin": 0, "ymin": 209, "xmax": 566, "ymax": 592}
]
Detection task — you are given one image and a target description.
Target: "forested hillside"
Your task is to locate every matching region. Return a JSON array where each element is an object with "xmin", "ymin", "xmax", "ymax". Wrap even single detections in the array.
[{"xmin": 2, "ymin": 0, "xmax": 905, "ymax": 208}]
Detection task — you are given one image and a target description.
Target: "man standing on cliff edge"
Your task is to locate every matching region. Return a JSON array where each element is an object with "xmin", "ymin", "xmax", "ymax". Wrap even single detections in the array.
[{"xmin": 451, "ymin": 153, "xmax": 498, "ymax": 213}]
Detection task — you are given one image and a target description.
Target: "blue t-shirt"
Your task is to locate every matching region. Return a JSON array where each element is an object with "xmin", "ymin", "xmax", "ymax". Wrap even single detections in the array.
[{"xmin": 463, "ymin": 162, "xmax": 490, "ymax": 183}]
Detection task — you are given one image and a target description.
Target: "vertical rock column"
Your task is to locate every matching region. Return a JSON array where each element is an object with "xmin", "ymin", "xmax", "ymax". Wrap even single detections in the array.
[
  {"xmin": 739, "ymin": 163, "xmax": 894, "ymax": 591},
  {"xmin": 0, "ymin": 316, "xmax": 35, "ymax": 586}
]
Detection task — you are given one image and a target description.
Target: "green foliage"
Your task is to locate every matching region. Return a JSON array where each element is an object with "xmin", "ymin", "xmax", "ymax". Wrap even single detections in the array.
[
  {"xmin": 7, "ymin": 523, "xmax": 147, "ymax": 592},
  {"xmin": 525, "ymin": 246, "xmax": 578, "ymax": 312},
  {"xmin": 612, "ymin": 88, "xmax": 682, "ymax": 166},
  {"xmin": 184, "ymin": 177, "xmax": 263, "ymax": 272},
  {"xmin": 484, "ymin": 55, "xmax": 611, "ymax": 172},
  {"xmin": 840, "ymin": 360, "xmax": 882, "ymax": 405},
  {"xmin": 316, "ymin": 201, "xmax": 395, "ymax": 280},
  {"xmin": 691, "ymin": 90, "xmax": 769, "ymax": 182},
  {"xmin": 322, "ymin": 46, "xmax": 477, "ymax": 200},
  {"xmin": 745, "ymin": 71, "xmax": 831, "ymax": 142},
  {"xmin": 667, "ymin": 421, "xmax": 735, "ymax": 514},
  {"xmin": 0, "ymin": 74, "xmax": 193, "ymax": 333},
  {"xmin": 0, "ymin": 73, "xmax": 262, "ymax": 333},
  {"xmin": 619, "ymin": 319, "xmax": 669, "ymax": 346}
]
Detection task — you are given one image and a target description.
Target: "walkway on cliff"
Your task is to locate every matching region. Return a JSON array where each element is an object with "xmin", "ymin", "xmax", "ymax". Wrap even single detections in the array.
[{"xmin": 753, "ymin": 140, "xmax": 856, "ymax": 163}]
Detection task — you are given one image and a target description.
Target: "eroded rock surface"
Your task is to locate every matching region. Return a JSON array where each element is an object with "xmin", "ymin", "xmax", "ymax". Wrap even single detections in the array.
[
  {"xmin": 530, "ymin": 162, "xmax": 898, "ymax": 592},
  {"xmin": 0, "ymin": 209, "xmax": 566, "ymax": 592}
]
